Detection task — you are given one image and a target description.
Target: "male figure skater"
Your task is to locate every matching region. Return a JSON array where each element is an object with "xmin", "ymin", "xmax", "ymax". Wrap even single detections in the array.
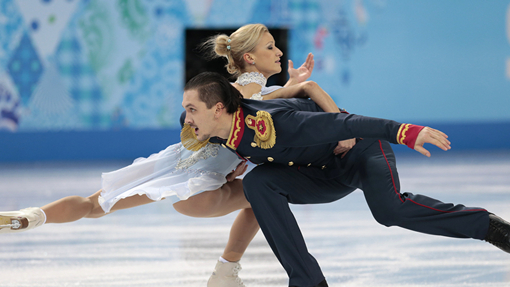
[{"xmin": 182, "ymin": 72, "xmax": 510, "ymax": 287}]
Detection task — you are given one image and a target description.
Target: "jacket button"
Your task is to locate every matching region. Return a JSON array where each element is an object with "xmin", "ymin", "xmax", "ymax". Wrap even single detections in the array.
[
  {"xmin": 288, "ymin": 161, "xmax": 294, "ymax": 166},
  {"xmin": 321, "ymin": 165, "xmax": 326, "ymax": 169},
  {"xmin": 251, "ymin": 142, "xmax": 257, "ymax": 147},
  {"xmin": 307, "ymin": 163, "xmax": 311, "ymax": 167},
  {"xmin": 267, "ymin": 157, "xmax": 274, "ymax": 162}
]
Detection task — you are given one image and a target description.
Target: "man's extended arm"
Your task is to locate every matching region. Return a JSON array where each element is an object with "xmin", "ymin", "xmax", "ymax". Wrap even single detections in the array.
[{"xmin": 274, "ymin": 110, "xmax": 450, "ymax": 156}]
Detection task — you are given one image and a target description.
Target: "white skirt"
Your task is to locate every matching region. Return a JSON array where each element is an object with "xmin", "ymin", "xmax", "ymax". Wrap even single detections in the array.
[{"xmin": 98, "ymin": 143, "xmax": 242, "ymax": 213}]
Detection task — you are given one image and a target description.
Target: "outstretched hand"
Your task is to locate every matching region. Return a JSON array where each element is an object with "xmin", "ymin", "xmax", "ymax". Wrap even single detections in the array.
[
  {"xmin": 226, "ymin": 161, "xmax": 248, "ymax": 182},
  {"xmin": 414, "ymin": 127, "xmax": 451, "ymax": 157},
  {"xmin": 288, "ymin": 53, "xmax": 315, "ymax": 83}
]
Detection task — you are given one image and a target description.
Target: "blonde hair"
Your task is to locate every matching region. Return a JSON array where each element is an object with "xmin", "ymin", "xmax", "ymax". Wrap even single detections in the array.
[{"xmin": 202, "ymin": 24, "xmax": 269, "ymax": 78}]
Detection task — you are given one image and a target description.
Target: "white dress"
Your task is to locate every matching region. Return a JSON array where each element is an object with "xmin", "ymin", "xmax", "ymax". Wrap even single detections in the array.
[{"xmin": 99, "ymin": 73, "xmax": 280, "ymax": 213}]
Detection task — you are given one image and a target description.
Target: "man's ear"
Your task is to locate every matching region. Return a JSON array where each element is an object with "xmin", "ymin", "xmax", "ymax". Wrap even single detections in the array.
[{"xmin": 214, "ymin": 102, "xmax": 225, "ymax": 117}]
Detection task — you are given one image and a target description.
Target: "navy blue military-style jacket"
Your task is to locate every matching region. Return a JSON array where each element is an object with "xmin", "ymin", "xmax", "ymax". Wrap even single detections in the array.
[{"xmin": 213, "ymin": 98, "xmax": 419, "ymax": 178}]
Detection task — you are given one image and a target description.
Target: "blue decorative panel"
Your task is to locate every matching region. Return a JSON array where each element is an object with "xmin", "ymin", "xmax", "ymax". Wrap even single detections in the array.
[
  {"xmin": 0, "ymin": 80, "xmax": 21, "ymax": 132},
  {"xmin": 0, "ymin": 0, "xmax": 24, "ymax": 70},
  {"xmin": 6, "ymin": 32, "xmax": 44, "ymax": 107}
]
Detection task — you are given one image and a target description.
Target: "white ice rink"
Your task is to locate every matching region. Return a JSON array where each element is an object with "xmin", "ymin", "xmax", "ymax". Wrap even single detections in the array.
[{"xmin": 1, "ymin": 151, "xmax": 510, "ymax": 286}]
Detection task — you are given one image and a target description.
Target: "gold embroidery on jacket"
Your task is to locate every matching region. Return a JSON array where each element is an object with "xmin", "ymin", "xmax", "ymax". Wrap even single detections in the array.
[{"xmin": 245, "ymin": 111, "xmax": 276, "ymax": 149}]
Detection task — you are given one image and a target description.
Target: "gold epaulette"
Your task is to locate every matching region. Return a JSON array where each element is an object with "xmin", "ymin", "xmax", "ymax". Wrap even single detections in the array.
[
  {"xmin": 180, "ymin": 124, "xmax": 209, "ymax": 151},
  {"xmin": 246, "ymin": 110, "xmax": 276, "ymax": 149}
]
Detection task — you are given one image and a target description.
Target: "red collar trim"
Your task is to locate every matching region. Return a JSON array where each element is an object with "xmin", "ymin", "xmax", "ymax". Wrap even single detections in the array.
[{"xmin": 226, "ymin": 107, "xmax": 245, "ymax": 150}]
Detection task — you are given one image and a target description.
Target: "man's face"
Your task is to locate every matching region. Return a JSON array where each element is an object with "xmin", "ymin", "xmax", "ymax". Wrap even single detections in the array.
[{"xmin": 182, "ymin": 89, "xmax": 218, "ymax": 141}]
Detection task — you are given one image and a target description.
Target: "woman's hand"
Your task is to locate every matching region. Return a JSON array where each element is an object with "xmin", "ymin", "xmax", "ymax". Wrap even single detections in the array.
[
  {"xmin": 333, "ymin": 138, "xmax": 357, "ymax": 158},
  {"xmin": 226, "ymin": 161, "xmax": 248, "ymax": 182},
  {"xmin": 286, "ymin": 53, "xmax": 315, "ymax": 86}
]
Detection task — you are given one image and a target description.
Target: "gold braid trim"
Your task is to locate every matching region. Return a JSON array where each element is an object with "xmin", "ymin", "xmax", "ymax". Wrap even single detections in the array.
[
  {"xmin": 397, "ymin": 123, "xmax": 411, "ymax": 145},
  {"xmin": 397, "ymin": 124, "xmax": 405, "ymax": 145},
  {"xmin": 180, "ymin": 124, "xmax": 210, "ymax": 151}
]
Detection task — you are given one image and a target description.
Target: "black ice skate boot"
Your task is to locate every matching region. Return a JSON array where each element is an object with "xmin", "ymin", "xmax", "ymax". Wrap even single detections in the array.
[{"xmin": 484, "ymin": 214, "xmax": 510, "ymax": 253}]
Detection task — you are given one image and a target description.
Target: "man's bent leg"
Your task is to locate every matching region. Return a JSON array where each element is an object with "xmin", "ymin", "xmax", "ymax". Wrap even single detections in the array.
[{"xmin": 243, "ymin": 164, "xmax": 354, "ymax": 287}]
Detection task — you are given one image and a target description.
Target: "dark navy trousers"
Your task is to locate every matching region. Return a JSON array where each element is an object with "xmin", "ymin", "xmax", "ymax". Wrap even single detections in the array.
[{"xmin": 243, "ymin": 139, "xmax": 490, "ymax": 287}]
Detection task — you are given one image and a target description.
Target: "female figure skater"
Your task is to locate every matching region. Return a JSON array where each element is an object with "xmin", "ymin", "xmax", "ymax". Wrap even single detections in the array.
[{"xmin": 0, "ymin": 23, "xmax": 351, "ymax": 287}]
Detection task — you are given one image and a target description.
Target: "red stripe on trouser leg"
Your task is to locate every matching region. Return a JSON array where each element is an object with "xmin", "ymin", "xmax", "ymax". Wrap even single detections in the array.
[
  {"xmin": 378, "ymin": 140, "xmax": 404, "ymax": 203},
  {"xmin": 407, "ymin": 199, "xmax": 487, "ymax": 213},
  {"xmin": 378, "ymin": 140, "xmax": 487, "ymax": 214}
]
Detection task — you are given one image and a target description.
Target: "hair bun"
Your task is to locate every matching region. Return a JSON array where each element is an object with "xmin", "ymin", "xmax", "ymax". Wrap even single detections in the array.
[{"xmin": 214, "ymin": 34, "xmax": 230, "ymax": 57}]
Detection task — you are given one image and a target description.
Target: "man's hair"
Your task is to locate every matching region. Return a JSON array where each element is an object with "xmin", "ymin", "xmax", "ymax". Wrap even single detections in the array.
[{"xmin": 184, "ymin": 72, "xmax": 243, "ymax": 114}]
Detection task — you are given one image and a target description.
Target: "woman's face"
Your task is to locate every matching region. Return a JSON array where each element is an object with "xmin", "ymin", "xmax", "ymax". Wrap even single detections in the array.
[{"xmin": 246, "ymin": 32, "xmax": 283, "ymax": 78}]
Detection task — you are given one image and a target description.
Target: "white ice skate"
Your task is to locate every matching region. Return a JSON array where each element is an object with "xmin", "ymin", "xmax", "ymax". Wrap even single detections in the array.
[
  {"xmin": 0, "ymin": 207, "xmax": 45, "ymax": 234},
  {"xmin": 207, "ymin": 260, "xmax": 246, "ymax": 287}
]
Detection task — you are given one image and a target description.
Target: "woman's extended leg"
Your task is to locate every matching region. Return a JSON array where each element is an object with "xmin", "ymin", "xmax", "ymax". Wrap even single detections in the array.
[
  {"xmin": 4, "ymin": 178, "xmax": 257, "ymax": 286},
  {"xmin": 42, "ymin": 189, "xmax": 155, "ymax": 223},
  {"xmin": 0, "ymin": 189, "xmax": 156, "ymax": 233}
]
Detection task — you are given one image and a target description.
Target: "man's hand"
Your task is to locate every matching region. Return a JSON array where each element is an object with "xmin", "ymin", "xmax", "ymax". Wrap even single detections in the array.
[
  {"xmin": 226, "ymin": 161, "xmax": 248, "ymax": 182},
  {"xmin": 414, "ymin": 127, "xmax": 451, "ymax": 157},
  {"xmin": 334, "ymin": 138, "xmax": 357, "ymax": 158},
  {"xmin": 288, "ymin": 53, "xmax": 315, "ymax": 84}
]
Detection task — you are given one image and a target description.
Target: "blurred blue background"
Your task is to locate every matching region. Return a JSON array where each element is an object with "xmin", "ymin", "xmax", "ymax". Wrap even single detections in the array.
[{"xmin": 0, "ymin": 0, "xmax": 509, "ymax": 161}]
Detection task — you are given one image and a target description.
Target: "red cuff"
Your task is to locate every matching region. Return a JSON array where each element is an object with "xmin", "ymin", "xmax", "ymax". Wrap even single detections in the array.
[{"xmin": 397, "ymin": 124, "xmax": 425, "ymax": 149}]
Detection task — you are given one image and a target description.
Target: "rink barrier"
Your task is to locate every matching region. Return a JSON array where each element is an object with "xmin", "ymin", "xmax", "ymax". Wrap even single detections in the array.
[{"xmin": 0, "ymin": 121, "xmax": 509, "ymax": 162}]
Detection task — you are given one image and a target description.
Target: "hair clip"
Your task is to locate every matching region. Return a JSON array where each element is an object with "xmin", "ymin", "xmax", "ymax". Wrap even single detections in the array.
[
  {"xmin": 227, "ymin": 45, "xmax": 231, "ymax": 50},
  {"xmin": 227, "ymin": 38, "xmax": 231, "ymax": 43}
]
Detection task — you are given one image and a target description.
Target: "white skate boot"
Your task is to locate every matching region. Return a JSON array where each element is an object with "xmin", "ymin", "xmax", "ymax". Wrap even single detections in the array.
[
  {"xmin": 207, "ymin": 260, "xmax": 246, "ymax": 287},
  {"xmin": 0, "ymin": 207, "xmax": 45, "ymax": 234}
]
